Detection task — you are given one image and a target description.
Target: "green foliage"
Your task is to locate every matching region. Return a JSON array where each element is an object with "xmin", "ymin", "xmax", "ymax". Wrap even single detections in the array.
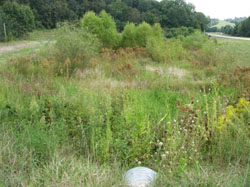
[
  {"xmin": 221, "ymin": 25, "xmax": 235, "ymax": 35},
  {"xmin": 206, "ymin": 27, "xmax": 218, "ymax": 32},
  {"xmin": 16, "ymin": 0, "xmax": 77, "ymax": 29},
  {"xmin": 52, "ymin": 23, "xmax": 101, "ymax": 76},
  {"xmin": 120, "ymin": 22, "xmax": 166, "ymax": 62},
  {"xmin": 209, "ymin": 18, "xmax": 219, "ymax": 27},
  {"xmin": 210, "ymin": 20, "xmax": 235, "ymax": 29},
  {"xmin": 165, "ymin": 26, "xmax": 195, "ymax": 38},
  {"xmin": 121, "ymin": 21, "xmax": 164, "ymax": 48},
  {"xmin": 1, "ymin": 26, "xmax": 250, "ymax": 186},
  {"xmin": 146, "ymin": 24, "xmax": 167, "ymax": 62},
  {"xmin": 194, "ymin": 12, "xmax": 210, "ymax": 31},
  {"xmin": 212, "ymin": 98, "xmax": 250, "ymax": 163},
  {"xmin": 120, "ymin": 22, "xmax": 159, "ymax": 46},
  {"xmin": 182, "ymin": 31, "xmax": 208, "ymax": 50},
  {"xmin": 0, "ymin": 1, "xmax": 35, "ymax": 41},
  {"xmin": 81, "ymin": 11, "xmax": 120, "ymax": 48},
  {"xmin": 14, "ymin": 0, "xmax": 209, "ymax": 32},
  {"xmin": 225, "ymin": 17, "xmax": 247, "ymax": 24},
  {"xmin": 108, "ymin": 0, "xmax": 141, "ymax": 31},
  {"xmin": 159, "ymin": 0, "xmax": 209, "ymax": 30},
  {"xmin": 120, "ymin": 23, "xmax": 137, "ymax": 47},
  {"xmin": 165, "ymin": 38, "xmax": 187, "ymax": 61},
  {"xmin": 236, "ymin": 16, "xmax": 250, "ymax": 37},
  {"xmin": 135, "ymin": 22, "xmax": 154, "ymax": 47},
  {"xmin": 6, "ymin": 23, "xmax": 101, "ymax": 77}
]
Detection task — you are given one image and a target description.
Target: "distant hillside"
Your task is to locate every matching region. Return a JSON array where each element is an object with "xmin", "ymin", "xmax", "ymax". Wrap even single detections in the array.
[
  {"xmin": 206, "ymin": 20, "xmax": 235, "ymax": 32},
  {"xmin": 213, "ymin": 20, "xmax": 235, "ymax": 29}
]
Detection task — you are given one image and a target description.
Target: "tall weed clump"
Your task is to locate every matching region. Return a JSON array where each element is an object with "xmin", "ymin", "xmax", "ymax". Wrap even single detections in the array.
[
  {"xmin": 182, "ymin": 31, "xmax": 208, "ymax": 50},
  {"xmin": 165, "ymin": 39, "xmax": 187, "ymax": 62},
  {"xmin": 53, "ymin": 23, "xmax": 101, "ymax": 76},
  {"xmin": 80, "ymin": 11, "xmax": 120, "ymax": 48}
]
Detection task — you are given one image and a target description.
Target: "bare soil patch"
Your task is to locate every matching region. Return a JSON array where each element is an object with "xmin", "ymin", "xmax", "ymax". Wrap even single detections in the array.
[
  {"xmin": 0, "ymin": 41, "xmax": 41, "ymax": 55},
  {"xmin": 146, "ymin": 65, "xmax": 189, "ymax": 79}
]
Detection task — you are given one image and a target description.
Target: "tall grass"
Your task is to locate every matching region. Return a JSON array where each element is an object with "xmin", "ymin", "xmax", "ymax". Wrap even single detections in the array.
[{"xmin": 1, "ymin": 15, "xmax": 249, "ymax": 186}]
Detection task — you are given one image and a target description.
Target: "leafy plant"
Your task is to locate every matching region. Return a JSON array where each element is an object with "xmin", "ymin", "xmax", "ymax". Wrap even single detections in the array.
[
  {"xmin": 0, "ymin": 1, "xmax": 35, "ymax": 41},
  {"xmin": 53, "ymin": 23, "xmax": 101, "ymax": 76},
  {"xmin": 80, "ymin": 11, "xmax": 120, "ymax": 48},
  {"xmin": 182, "ymin": 31, "xmax": 208, "ymax": 50}
]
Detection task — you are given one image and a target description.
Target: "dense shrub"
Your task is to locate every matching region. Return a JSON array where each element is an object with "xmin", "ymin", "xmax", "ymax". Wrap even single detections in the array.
[
  {"xmin": 80, "ymin": 11, "xmax": 168, "ymax": 62},
  {"xmin": 120, "ymin": 22, "xmax": 166, "ymax": 62},
  {"xmin": 165, "ymin": 26, "xmax": 195, "ymax": 38},
  {"xmin": 0, "ymin": 2, "xmax": 35, "ymax": 41},
  {"xmin": 165, "ymin": 39, "xmax": 187, "ymax": 61},
  {"xmin": 135, "ymin": 22, "xmax": 154, "ymax": 47},
  {"xmin": 120, "ymin": 23, "xmax": 137, "ymax": 47},
  {"xmin": 121, "ymin": 22, "xmax": 165, "ymax": 48},
  {"xmin": 182, "ymin": 31, "xmax": 208, "ymax": 50},
  {"xmin": 80, "ymin": 11, "xmax": 120, "ymax": 48},
  {"xmin": 146, "ymin": 24, "xmax": 167, "ymax": 62},
  {"xmin": 53, "ymin": 23, "xmax": 101, "ymax": 76},
  {"xmin": 206, "ymin": 27, "xmax": 218, "ymax": 32},
  {"xmin": 221, "ymin": 25, "xmax": 234, "ymax": 35}
]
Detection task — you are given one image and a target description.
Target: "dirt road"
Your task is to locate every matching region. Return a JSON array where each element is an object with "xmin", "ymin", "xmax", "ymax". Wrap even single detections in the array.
[{"xmin": 0, "ymin": 41, "xmax": 43, "ymax": 55}]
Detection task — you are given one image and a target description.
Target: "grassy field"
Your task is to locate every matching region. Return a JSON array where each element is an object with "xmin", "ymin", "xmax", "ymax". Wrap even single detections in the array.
[
  {"xmin": 0, "ymin": 29, "xmax": 249, "ymax": 186},
  {"xmin": 213, "ymin": 20, "xmax": 235, "ymax": 29}
]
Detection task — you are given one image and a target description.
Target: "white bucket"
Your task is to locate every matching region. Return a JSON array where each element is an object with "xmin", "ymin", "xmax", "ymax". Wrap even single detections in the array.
[{"xmin": 123, "ymin": 167, "xmax": 157, "ymax": 187}]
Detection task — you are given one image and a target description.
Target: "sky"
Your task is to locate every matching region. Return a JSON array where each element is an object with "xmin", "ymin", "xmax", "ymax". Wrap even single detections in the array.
[{"xmin": 185, "ymin": 0, "xmax": 250, "ymax": 20}]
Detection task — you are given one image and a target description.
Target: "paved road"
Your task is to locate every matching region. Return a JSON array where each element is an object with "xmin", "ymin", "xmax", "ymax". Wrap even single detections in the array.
[{"xmin": 207, "ymin": 33, "xmax": 250, "ymax": 41}]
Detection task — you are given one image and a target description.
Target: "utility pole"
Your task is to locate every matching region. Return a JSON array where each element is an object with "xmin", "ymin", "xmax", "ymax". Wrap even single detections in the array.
[{"xmin": 3, "ymin": 23, "xmax": 7, "ymax": 41}]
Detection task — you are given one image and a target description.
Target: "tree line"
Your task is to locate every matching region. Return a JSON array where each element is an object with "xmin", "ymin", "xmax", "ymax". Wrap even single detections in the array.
[
  {"xmin": 0, "ymin": 0, "xmax": 210, "ymax": 41},
  {"xmin": 207, "ymin": 17, "xmax": 250, "ymax": 37}
]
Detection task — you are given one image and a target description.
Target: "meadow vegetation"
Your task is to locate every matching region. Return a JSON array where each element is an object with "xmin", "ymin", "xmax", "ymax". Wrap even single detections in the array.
[{"xmin": 0, "ymin": 12, "xmax": 249, "ymax": 186}]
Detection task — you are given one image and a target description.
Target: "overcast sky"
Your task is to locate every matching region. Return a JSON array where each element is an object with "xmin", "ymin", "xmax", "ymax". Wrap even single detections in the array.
[{"xmin": 185, "ymin": 0, "xmax": 250, "ymax": 19}]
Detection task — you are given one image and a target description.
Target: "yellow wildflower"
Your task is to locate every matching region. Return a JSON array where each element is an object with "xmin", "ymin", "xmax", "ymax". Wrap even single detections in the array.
[
  {"xmin": 216, "ymin": 98, "xmax": 250, "ymax": 131},
  {"xmin": 225, "ymin": 105, "xmax": 235, "ymax": 121}
]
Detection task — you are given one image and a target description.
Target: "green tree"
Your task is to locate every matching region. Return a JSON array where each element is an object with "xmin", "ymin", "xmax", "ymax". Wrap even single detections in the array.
[
  {"xmin": 11, "ymin": 0, "xmax": 210, "ymax": 33},
  {"xmin": 135, "ymin": 22, "xmax": 153, "ymax": 47},
  {"xmin": 121, "ymin": 21, "xmax": 165, "ymax": 49},
  {"xmin": 0, "ymin": 1, "xmax": 35, "ymax": 41},
  {"xmin": 108, "ymin": 0, "xmax": 129, "ymax": 30},
  {"xmin": 81, "ymin": 10, "xmax": 119, "ymax": 48},
  {"xmin": 221, "ymin": 25, "xmax": 234, "ymax": 35},
  {"xmin": 237, "ymin": 17, "xmax": 250, "ymax": 37},
  {"xmin": 194, "ymin": 12, "xmax": 210, "ymax": 31},
  {"xmin": 121, "ymin": 23, "xmax": 137, "ymax": 47},
  {"xmin": 16, "ymin": 0, "xmax": 77, "ymax": 28}
]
